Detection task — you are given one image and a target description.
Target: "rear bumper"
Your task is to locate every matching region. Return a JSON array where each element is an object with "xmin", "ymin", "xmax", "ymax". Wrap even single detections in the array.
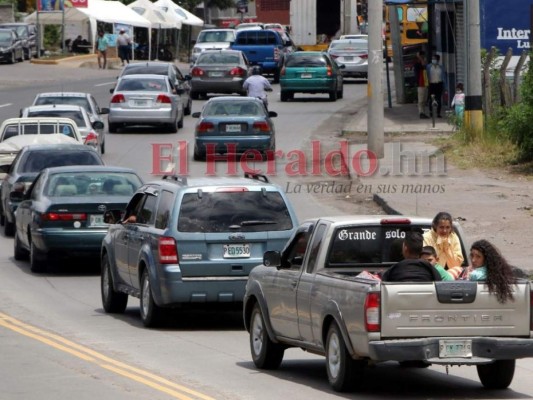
[
  {"xmin": 32, "ymin": 228, "xmax": 107, "ymax": 255},
  {"xmin": 280, "ymin": 78, "xmax": 335, "ymax": 92},
  {"xmin": 191, "ymin": 79, "xmax": 244, "ymax": 94},
  {"xmin": 368, "ymin": 337, "xmax": 533, "ymax": 364},
  {"xmin": 195, "ymin": 136, "xmax": 273, "ymax": 155},
  {"xmin": 109, "ymin": 108, "xmax": 177, "ymax": 125}
]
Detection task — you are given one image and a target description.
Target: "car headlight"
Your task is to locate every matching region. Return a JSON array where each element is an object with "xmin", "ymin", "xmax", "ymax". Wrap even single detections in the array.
[{"xmin": 192, "ymin": 47, "xmax": 202, "ymax": 54}]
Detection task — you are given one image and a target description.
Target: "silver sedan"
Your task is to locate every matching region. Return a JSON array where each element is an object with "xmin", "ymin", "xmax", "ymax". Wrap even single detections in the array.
[
  {"xmin": 108, "ymin": 74, "xmax": 184, "ymax": 133},
  {"xmin": 327, "ymin": 39, "xmax": 368, "ymax": 80}
]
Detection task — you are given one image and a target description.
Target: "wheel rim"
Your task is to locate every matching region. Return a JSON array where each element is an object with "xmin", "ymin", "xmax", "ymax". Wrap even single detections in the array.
[
  {"xmin": 141, "ymin": 275, "xmax": 150, "ymax": 318},
  {"xmin": 251, "ymin": 312, "xmax": 264, "ymax": 356},
  {"xmin": 102, "ymin": 261, "xmax": 110, "ymax": 302},
  {"xmin": 328, "ymin": 331, "xmax": 341, "ymax": 379}
]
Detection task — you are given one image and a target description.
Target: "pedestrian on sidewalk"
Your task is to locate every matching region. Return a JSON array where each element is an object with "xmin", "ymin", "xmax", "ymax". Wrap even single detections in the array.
[
  {"xmin": 414, "ymin": 51, "xmax": 429, "ymax": 119},
  {"xmin": 117, "ymin": 29, "xmax": 132, "ymax": 66},
  {"xmin": 96, "ymin": 30, "xmax": 108, "ymax": 70},
  {"xmin": 451, "ymin": 82, "xmax": 465, "ymax": 126},
  {"xmin": 426, "ymin": 54, "xmax": 447, "ymax": 118}
]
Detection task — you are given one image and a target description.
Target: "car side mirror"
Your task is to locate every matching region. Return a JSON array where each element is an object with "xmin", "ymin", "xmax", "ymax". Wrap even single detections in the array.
[
  {"xmin": 92, "ymin": 121, "xmax": 104, "ymax": 130},
  {"xmin": 184, "ymin": 74, "xmax": 192, "ymax": 81},
  {"xmin": 268, "ymin": 111, "xmax": 278, "ymax": 118},
  {"xmin": 191, "ymin": 112, "xmax": 201, "ymax": 118},
  {"xmin": 99, "ymin": 107, "xmax": 110, "ymax": 115},
  {"xmin": 103, "ymin": 210, "xmax": 123, "ymax": 224},
  {"xmin": 263, "ymin": 250, "xmax": 281, "ymax": 268},
  {"xmin": 9, "ymin": 190, "xmax": 24, "ymax": 202},
  {"xmin": 109, "ymin": 88, "xmax": 115, "ymax": 94}
]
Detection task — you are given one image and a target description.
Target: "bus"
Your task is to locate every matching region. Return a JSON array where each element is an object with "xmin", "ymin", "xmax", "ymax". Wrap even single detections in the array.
[{"xmin": 383, "ymin": 2, "xmax": 428, "ymax": 57}]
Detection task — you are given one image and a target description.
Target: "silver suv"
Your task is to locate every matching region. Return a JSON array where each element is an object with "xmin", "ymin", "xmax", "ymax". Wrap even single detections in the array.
[
  {"xmin": 100, "ymin": 173, "xmax": 298, "ymax": 327},
  {"xmin": 190, "ymin": 29, "xmax": 236, "ymax": 65}
]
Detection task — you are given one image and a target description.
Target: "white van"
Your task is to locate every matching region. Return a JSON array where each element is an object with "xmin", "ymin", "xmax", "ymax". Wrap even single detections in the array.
[{"xmin": 190, "ymin": 29, "xmax": 236, "ymax": 64}]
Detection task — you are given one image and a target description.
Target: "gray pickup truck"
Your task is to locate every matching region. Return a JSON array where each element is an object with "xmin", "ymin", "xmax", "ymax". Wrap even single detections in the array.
[{"xmin": 243, "ymin": 216, "xmax": 533, "ymax": 392}]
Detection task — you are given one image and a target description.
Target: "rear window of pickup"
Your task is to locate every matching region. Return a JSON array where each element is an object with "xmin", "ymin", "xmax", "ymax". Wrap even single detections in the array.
[
  {"xmin": 235, "ymin": 31, "xmax": 281, "ymax": 45},
  {"xmin": 327, "ymin": 224, "xmax": 467, "ymax": 267}
]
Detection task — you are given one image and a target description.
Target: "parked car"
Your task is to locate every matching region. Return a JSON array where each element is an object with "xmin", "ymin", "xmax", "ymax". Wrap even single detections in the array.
[
  {"xmin": 0, "ymin": 143, "xmax": 104, "ymax": 237},
  {"xmin": 21, "ymin": 105, "xmax": 105, "ymax": 154},
  {"xmin": 190, "ymin": 29, "xmax": 236, "ymax": 65},
  {"xmin": 118, "ymin": 61, "xmax": 192, "ymax": 115},
  {"xmin": 191, "ymin": 97, "xmax": 277, "ymax": 161},
  {"xmin": 0, "ymin": 117, "xmax": 83, "ymax": 143},
  {"xmin": 190, "ymin": 49, "xmax": 250, "ymax": 99},
  {"xmin": 327, "ymin": 39, "xmax": 368, "ymax": 80},
  {"xmin": 279, "ymin": 51, "xmax": 344, "ymax": 101},
  {"xmin": 109, "ymin": 74, "xmax": 184, "ymax": 133},
  {"xmin": 0, "ymin": 28, "xmax": 24, "ymax": 64},
  {"xmin": 100, "ymin": 173, "xmax": 298, "ymax": 327},
  {"xmin": 30, "ymin": 92, "xmax": 110, "ymax": 147},
  {"xmin": 0, "ymin": 22, "xmax": 38, "ymax": 59},
  {"xmin": 13, "ymin": 166, "xmax": 143, "ymax": 272}
]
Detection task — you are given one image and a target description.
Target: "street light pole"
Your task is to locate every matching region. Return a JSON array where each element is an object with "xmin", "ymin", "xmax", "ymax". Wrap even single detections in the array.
[{"xmin": 464, "ymin": 0, "xmax": 483, "ymax": 137}]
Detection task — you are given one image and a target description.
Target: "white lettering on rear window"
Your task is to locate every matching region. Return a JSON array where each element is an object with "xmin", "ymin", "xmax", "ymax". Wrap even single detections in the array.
[
  {"xmin": 385, "ymin": 229, "xmax": 406, "ymax": 239},
  {"xmin": 338, "ymin": 229, "xmax": 376, "ymax": 241}
]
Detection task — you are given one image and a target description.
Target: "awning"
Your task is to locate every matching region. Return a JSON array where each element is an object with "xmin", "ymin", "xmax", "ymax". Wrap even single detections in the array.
[
  {"xmin": 153, "ymin": 0, "xmax": 204, "ymax": 27},
  {"xmin": 128, "ymin": 0, "xmax": 177, "ymax": 29}
]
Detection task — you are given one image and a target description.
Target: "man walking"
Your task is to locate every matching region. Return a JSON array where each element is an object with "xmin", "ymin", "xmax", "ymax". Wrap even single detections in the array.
[
  {"xmin": 427, "ymin": 54, "xmax": 447, "ymax": 118},
  {"xmin": 117, "ymin": 28, "xmax": 131, "ymax": 66},
  {"xmin": 414, "ymin": 51, "xmax": 429, "ymax": 119},
  {"xmin": 96, "ymin": 30, "xmax": 108, "ymax": 69}
]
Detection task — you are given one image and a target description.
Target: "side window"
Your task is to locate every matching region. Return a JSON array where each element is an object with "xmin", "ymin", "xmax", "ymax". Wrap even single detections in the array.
[
  {"xmin": 306, "ymin": 224, "xmax": 327, "ymax": 273},
  {"xmin": 155, "ymin": 190, "xmax": 174, "ymax": 229},
  {"xmin": 137, "ymin": 194, "xmax": 158, "ymax": 225},
  {"xmin": 30, "ymin": 174, "xmax": 44, "ymax": 200},
  {"xmin": 90, "ymin": 96, "xmax": 100, "ymax": 113},
  {"xmin": 257, "ymin": 31, "xmax": 268, "ymax": 45},
  {"xmin": 284, "ymin": 232, "xmax": 310, "ymax": 270},
  {"xmin": 124, "ymin": 193, "xmax": 145, "ymax": 221}
]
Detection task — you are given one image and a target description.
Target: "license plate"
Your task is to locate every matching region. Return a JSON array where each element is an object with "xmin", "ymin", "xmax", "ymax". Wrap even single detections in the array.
[
  {"xmin": 301, "ymin": 73, "xmax": 312, "ymax": 78},
  {"xmin": 439, "ymin": 340, "xmax": 472, "ymax": 358},
  {"xmin": 344, "ymin": 56, "xmax": 354, "ymax": 61},
  {"xmin": 223, "ymin": 243, "xmax": 250, "ymax": 258},
  {"xmin": 133, "ymin": 100, "xmax": 149, "ymax": 107},
  {"xmin": 89, "ymin": 214, "xmax": 108, "ymax": 227},
  {"xmin": 210, "ymin": 71, "xmax": 224, "ymax": 77},
  {"xmin": 225, "ymin": 124, "xmax": 241, "ymax": 133}
]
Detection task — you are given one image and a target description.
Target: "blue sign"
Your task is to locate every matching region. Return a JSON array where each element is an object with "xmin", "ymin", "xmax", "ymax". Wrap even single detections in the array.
[{"xmin": 480, "ymin": 0, "xmax": 531, "ymax": 54}]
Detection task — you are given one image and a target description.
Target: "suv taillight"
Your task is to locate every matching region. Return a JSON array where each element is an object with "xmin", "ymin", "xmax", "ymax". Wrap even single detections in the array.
[
  {"xmin": 158, "ymin": 237, "xmax": 178, "ymax": 264},
  {"xmin": 364, "ymin": 292, "xmax": 380, "ymax": 332}
]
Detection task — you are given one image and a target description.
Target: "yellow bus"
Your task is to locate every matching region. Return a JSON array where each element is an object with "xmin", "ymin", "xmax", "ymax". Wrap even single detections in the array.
[{"xmin": 384, "ymin": 3, "xmax": 428, "ymax": 57}]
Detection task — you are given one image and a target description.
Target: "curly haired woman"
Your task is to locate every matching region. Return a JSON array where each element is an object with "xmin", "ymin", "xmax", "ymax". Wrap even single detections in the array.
[
  {"xmin": 467, "ymin": 240, "xmax": 515, "ymax": 304},
  {"xmin": 423, "ymin": 211, "xmax": 464, "ymax": 269}
]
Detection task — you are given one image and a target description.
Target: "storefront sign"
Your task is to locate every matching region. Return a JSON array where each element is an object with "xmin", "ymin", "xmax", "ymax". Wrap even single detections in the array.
[{"xmin": 481, "ymin": 0, "xmax": 530, "ymax": 53}]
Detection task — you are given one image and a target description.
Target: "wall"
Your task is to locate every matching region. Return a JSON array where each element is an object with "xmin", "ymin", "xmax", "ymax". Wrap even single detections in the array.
[
  {"xmin": 0, "ymin": 4, "xmax": 14, "ymax": 23},
  {"xmin": 256, "ymin": 0, "xmax": 290, "ymax": 25}
]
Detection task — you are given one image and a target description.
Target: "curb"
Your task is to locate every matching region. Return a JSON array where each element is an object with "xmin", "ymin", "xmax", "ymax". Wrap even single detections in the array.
[
  {"xmin": 340, "ymin": 129, "xmax": 454, "ymax": 137},
  {"xmin": 31, "ymin": 53, "xmax": 97, "ymax": 65}
]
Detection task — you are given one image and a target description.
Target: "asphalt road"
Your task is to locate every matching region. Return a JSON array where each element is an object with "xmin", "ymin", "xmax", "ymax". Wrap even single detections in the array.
[{"xmin": 1, "ymin": 61, "xmax": 532, "ymax": 400}]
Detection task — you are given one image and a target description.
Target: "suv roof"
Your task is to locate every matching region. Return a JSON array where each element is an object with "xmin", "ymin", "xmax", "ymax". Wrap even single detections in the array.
[{"xmin": 157, "ymin": 173, "xmax": 274, "ymax": 188}]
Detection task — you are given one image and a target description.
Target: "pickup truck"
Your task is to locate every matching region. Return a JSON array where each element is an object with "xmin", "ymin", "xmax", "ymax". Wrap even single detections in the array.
[
  {"xmin": 243, "ymin": 216, "xmax": 533, "ymax": 392},
  {"xmin": 0, "ymin": 117, "xmax": 83, "ymax": 143},
  {"xmin": 230, "ymin": 29, "xmax": 294, "ymax": 83}
]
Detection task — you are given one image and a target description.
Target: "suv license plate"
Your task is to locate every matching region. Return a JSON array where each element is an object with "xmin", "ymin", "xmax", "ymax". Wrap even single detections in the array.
[
  {"xmin": 225, "ymin": 124, "xmax": 241, "ymax": 133},
  {"xmin": 89, "ymin": 214, "xmax": 108, "ymax": 227},
  {"xmin": 439, "ymin": 340, "xmax": 472, "ymax": 358},
  {"xmin": 223, "ymin": 244, "xmax": 250, "ymax": 258},
  {"xmin": 301, "ymin": 73, "xmax": 312, "ymax": 78}
]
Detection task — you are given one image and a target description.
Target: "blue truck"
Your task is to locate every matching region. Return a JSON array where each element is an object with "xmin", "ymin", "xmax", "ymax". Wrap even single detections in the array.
[{"xmin": 230, "ymin": 29, "xmax": 294, "ymax": 83}]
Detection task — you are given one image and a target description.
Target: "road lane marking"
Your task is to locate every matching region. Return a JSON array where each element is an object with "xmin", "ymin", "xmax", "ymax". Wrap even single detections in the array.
[
  {"xmin": 94, "ymin": 82, "xmax": 117, "ymax": 87},
  {"xmin": 0, "ymin": 103, "xmax": 13, "ymax": 108},
  {"xmin": 0, "ymin": 312, "xmax": 215, "ymax": 400}
]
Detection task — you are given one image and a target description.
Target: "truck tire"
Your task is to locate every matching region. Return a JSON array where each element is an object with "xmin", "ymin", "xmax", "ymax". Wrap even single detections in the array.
[
  {"xmin": 140, "ymin": 269, "xmax": 164, "ymax": 327},
  {"xmin": 477, "ymin": 359, "xmax": 515, "ymax": 389},
  {"xmin": 326, "ymin": 322, "xmax": 364, "ymax": 392},
  {"xmin": 101, "ymin": 255, "xmax": 128, "ymax": 313},
  {"xmin": 249, "ymin": 304, "xmax": 284, "ymax": 369}
]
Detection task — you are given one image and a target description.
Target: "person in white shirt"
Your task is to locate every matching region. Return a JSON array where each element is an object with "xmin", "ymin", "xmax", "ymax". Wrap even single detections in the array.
[
  {"xmin": 426, "ymin": 54, "xmax": 447, "ymax": 118},
  {"xmin": 117, "ymin": 29, "xmax": 132, "ymax": 66},
  {"xmin": 243, "ymin": 66, "xmax": 273, "ymax": 110}
]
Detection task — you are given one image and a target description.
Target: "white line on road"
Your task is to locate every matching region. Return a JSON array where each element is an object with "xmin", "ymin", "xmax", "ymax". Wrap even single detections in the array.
[
  {"xmin": 0, "ymin": 103, "xmax": 13, "ymax": 108},
  {"xmin": 94, "ymin": 82, "xmax": 116, "ymax": 87}
]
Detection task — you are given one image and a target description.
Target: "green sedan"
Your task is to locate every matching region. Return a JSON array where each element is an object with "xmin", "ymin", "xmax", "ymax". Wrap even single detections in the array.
[{"xmin": 279, "ymin": 51, "xmax": 344, "ymax": 102}]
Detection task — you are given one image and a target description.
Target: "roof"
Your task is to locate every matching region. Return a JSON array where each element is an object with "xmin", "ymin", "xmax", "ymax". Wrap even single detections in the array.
[
  {"xmin": 0, "ymin": 135, "xmax": 81, "ymax": 150},
  {"xmin": 1, "ymin": 117, "xmax": 80, "ymax": 125},
  {"xmin": 119, "ymin": 73, "xmax": 168, "ymax": 80},
  {"xmin": 21, "ymin": 143, "xmax": 92, "ymax": 151},
  {"xmin": 24, "ymin": 104, "xmax": 86, "ymax": 112},
  {"xmin": 151, "ymin": 175, "xmax": 280, "ymax": 189},
  {"xmin": 205, "ymin": 96, "xmax": 263, "ymax": 103},
  {"xmin": 312, "ymin": 215, "xmax": 434, "ymax": 225},
  {"xmin": 35, "ymin": 92, "xmax": 89, "ymax": 98},
  {"xmin": 44, "ymin": 165, "xmax": 138, "ymax": 174}
]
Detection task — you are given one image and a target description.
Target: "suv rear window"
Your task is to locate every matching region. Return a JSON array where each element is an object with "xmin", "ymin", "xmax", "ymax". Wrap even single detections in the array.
[
  {"xmin": 286, "ymin": 55, "xmax": 327, "ymax": 67},
  {"xmin": 178, "ymin": 191, "xmax": 293, "ymax": 233}
]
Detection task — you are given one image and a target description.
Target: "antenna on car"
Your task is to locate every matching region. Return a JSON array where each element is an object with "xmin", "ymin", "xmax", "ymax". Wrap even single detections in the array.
[{"xmin": 244, "ymin": 172, "xmax": 270, "ymax": 183}]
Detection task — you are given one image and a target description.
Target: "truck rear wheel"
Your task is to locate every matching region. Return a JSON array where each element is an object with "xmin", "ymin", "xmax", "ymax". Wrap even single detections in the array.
[
  {"xmin": 326, "ymin": 322, "xmax": 364, "ymax": 392},
  {"xmin": 477, "ymin": 359, "xmax": 515, "ymax": 389},
  {"xmin": 249, "ymin": 304, "xmax": 284, "ymax": 369}
]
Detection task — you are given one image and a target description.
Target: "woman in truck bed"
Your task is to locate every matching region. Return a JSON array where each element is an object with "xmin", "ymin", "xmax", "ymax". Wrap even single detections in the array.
[{"xmin": 423, "ymin": 211, "xmax": 464, "ymax": 269}]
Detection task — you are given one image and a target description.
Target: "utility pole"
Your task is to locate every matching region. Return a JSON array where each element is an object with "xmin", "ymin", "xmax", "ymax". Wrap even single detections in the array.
[
  {"xmin": 367, "ymin": 0, "xmax": 384, "ymax": 158},
  {"xmin": 465, "ymin": 0, "xmax": 483, "ymax": 136}
]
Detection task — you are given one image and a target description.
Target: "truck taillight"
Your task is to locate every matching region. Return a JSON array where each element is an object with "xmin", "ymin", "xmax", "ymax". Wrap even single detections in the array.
[
  {"xmin": 158, "ymin": 237, "xmax": 178, "ymax": 264},
  {"xmin": 364, "ymin": 292, "xmax": 380, "ymax": 332},
  {"xmin": 84, "ymin": 131, "xmax": 98, "ymax": 146},
  {"xmin": 274, "ymin": 47, "xmax": 280, "ymax": 61}
]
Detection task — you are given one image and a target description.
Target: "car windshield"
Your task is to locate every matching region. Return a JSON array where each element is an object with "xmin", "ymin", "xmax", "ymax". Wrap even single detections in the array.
[
  {"xmin": 117, "ymin": 78, "xmax": 167, "ymax": 92},
  {"xmin": 330, "ymin": 41, "xmax": 367, "ymax": 51},
  {"xmin": 34, "ymin": 96, "xmax": 91, "ymax": 112},
  {"xmin": 45, "ymin": 171, "xmax": 142, "ymax": 197},
  {"xmin": 18, "ymin": 150, "xmax": 102, "ymax": 173},
  {"xmin": 285, "ymin": 55, "xmax": 326, "ymax": 67},
  {"xmin": 178, "ymin": 191, "xmax": 293, "ymax": 233},
  {"xmin": 197, "ymin": 53, "xmax": 240, "ymax": 64},
  {"xmin": 0, "ymin": 31, "xmax": 11, "ymax": 43},
  {"xmin": 2, "ymin": 123, "xmax": 76, "ymax": 139},
  {"xmin": 203, "ymin": 101, "xmax": 263, "ymax": 117},
  {"xmin": 27, "ymin": 110, "xmax": 87, "ymax": 127},
  {"xmin": 122, "ymin": 65, "xmax": 168, "ymax": 76},
  {"xmin": 197, "ymin": 31, "xmax": 235, "ymax": 43}
]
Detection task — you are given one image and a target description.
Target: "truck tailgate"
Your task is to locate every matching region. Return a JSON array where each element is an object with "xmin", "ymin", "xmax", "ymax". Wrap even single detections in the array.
[{"xmin": 380, "ymin": 282, "xmax": 531, "ymax": 338}]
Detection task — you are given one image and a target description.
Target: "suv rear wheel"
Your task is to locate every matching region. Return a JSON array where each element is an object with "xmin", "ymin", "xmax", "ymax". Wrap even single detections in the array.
[{"xmin": 140, "ymin": 269, "xmax": 164, "ymax": 327}]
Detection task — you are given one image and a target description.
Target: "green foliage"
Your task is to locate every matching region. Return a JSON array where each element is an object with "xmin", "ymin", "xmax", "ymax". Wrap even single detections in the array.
[{"xmin": 43, "ymin": 25, "xmax": 60, "ymax": 49}]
